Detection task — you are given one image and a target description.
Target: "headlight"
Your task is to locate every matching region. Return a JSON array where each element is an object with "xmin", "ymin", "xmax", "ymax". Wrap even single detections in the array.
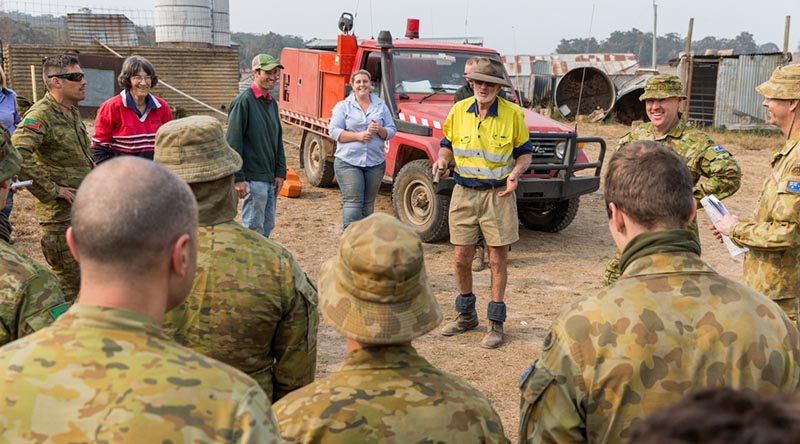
[{"xmin": 554, "ymin": 141, "xmax": 567, "ymax": 160}]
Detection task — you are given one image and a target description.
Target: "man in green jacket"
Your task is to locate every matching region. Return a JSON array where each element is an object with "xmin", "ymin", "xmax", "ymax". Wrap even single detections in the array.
[{"xmin": 226, "ymin": 54, "xmax": 286, "ymax": 238}]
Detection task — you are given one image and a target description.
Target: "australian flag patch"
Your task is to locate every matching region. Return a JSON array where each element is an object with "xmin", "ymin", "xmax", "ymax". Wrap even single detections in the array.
[
  {"xmin": 787, "ymin": 180, "xmax": 800, "ymax": 193},
  {"xmin": 713, "ymin": 145, "xmax": 726, "ymax": 153}
]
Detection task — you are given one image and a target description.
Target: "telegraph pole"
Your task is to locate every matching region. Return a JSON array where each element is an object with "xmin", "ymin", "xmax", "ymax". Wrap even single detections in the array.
[{"xmin": 652, "ymin": 0, "xmax": 657, "ymax": 69}]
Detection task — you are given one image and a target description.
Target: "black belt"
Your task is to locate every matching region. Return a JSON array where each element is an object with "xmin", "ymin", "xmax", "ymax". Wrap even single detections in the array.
[{"xmin": 461, "ymin": 183, "xmax": 504, "ymax": 191}]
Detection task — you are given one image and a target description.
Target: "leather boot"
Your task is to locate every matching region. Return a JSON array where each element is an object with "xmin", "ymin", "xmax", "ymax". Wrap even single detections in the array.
[
  {"xmin": 441, "ymin": 310, "xmax": 479, "ymax": 336},
  {"xmin": 480, "ymin": 320, "xmax": 504, "ymax": 349},
  {"xmin": 472, "ymin": 245, "xmax": 487, "ymax": 272}
]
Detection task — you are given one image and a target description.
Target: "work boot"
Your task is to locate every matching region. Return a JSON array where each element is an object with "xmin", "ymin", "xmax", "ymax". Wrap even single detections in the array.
[
  {"xmin": 472, "ymin": 245, "xmax": 487, "ymax": 272},
  {"xmin": 441, "ymin": 293, "xmax": 479, "ymax": 336},
  {"xmin": 480, "ymin": 321, "xmax": 504, "ymax": 349}
]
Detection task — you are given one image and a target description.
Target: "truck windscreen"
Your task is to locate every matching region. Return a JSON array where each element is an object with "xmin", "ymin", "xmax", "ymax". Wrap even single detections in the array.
[{"xmin": 391, "ymin": 50, "xmax": 506, "ymax": 96}]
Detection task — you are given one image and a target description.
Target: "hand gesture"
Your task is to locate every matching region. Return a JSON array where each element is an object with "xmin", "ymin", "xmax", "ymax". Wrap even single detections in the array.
[
  {"xmin": 358, "ymin": 131, "xmax": 373, "ymax": 142},
  {"xmin": 367, "ymin": 120, "xmax": 381, "ymax": 135},
  {"xmin": 497, "ymin": 173, "xmax": 518, "ymax": 197},
  {"xmin": 56, "ymin": 186, "xmax": 77, "ymax": 204}
]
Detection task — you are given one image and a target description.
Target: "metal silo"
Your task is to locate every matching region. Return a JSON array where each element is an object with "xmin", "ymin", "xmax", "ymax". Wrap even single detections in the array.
[
  {"xmin": 155, "ymin": 0, "xmax": 213, "ymax": 47},
  {"xmin": 211, "ymin": 0, "xmax": 230, "ymax": 47}
]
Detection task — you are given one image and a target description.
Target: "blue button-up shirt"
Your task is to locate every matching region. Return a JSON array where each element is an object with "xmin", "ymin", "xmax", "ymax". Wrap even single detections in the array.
[
  {"xmin": 0, "ymin": 87, "xmax": 21, "ymax": 135},
  {"xmin": 329, "ymin": 92, "xmax": 397, "ymax": 167}
]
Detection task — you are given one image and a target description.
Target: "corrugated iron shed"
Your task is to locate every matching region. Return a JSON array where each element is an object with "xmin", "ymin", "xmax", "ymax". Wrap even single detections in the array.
[
  {"xmin": 3, "ymin": 43, "xmax": 238, "ymax": 118},
  {"xmin": 66, "ymin": 13, "xmax": 139, "ymax": 46},
  {"xmin": 677, "ymin": 52, "xmax": 786, "ymax": 129},
  {"xmin": 502, "ymin": 53, "xmax": 639, "ymax": 77}
]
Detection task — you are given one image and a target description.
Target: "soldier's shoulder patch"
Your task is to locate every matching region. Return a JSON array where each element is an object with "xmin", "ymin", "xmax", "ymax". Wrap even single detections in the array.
[
  {"xmin": 48, "ymin": 303, "xmax": 70, "ymax": 320},
  {"xmin": 787, "ymin": 180, "xmax": 800, "ymax": 193},
  {"xmin": 23, "ymin": 118, "xmax": 40, "ymax": 130},
  {"xmin": 713, "ymin": 145, "xmax": 726, "ymax": 153}
]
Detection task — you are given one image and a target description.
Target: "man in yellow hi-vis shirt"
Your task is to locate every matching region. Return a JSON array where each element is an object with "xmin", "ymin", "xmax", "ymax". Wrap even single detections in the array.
[{"xmin": 433, "ymin": 57, "xmax": 532, "ymax": 349}]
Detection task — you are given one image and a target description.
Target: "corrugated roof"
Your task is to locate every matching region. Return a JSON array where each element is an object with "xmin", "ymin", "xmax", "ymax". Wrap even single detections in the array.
[
  {"xmin": 502, "ymin": 53, "xmax": 639, "ymax": 77},
  {"xmin": 66, "ymin": 13, "xmax": 139, "ymax": 46}
]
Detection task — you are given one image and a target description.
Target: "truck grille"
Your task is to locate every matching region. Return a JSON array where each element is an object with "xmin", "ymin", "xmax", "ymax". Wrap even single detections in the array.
[{"xmin": 530, "ymin": 139, "xmax": 558, "ymax": 158}]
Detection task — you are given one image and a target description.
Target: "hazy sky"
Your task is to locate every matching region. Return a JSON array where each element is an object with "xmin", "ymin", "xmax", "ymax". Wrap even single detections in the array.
[{"xmin": 60, "ymin": 0, "xmax": 800, "ymax": 54}]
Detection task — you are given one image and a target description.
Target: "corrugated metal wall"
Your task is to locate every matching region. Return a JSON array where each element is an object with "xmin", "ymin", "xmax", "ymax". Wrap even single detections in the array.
[
  {"xmin": 715, "ymin": 54, "xmax": 783, "ymax": 128},
  {"xmin": 3, "ymin": 44, "xmax": 238, "ymax": 118}
]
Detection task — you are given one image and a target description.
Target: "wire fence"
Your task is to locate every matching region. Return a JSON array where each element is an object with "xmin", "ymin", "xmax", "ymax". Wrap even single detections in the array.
[{"xmin": 1, "ymin": 0, "xmax": 229, "ymax": 47}]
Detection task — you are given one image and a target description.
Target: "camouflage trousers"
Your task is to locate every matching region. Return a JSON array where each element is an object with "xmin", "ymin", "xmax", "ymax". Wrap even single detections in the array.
[
  {"xmin": 776, "ymin": 298, "xmax": 800, "ymax": 326},
  {"xmin": 40, "ymin": 224, "xmax": 79, "ymax": 302}
]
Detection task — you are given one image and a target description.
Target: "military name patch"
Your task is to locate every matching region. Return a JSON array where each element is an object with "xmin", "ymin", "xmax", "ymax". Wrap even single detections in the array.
[
  {"xmin": 713, "ymin": 145, "xmax": 726, "ymax": 153},
  {"xmin": 23, "ymin": 118, "xmax": 40, "ymax": 130},
  {"xmin": 48, "ymin": 303, "xmax": 70, "ymax": 320},
  {"xmin": 787, "ymin": 180, "xmax": 800, "ymax": 193}
]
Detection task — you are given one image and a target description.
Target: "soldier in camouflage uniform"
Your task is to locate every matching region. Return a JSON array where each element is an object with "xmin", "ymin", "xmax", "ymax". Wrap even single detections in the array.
[
  {"xmin": 274, "ymin": 213, "xmax": 508, "ymax": 443},
  {"xmin": 0, "ymin": 127, "xmax": 69, "ymax": 346},
  {"xmin": 520, "ymin": 142, "xmax": 800, "ymax": 444},
  {"xmin": 155, "ymin": 115, "xmax": 318, "ymax": 402},
  {"xmin": 0, "ymin": 157, "xmax": 280, "ymax": 442},
  {"xmin": 603, "ymin": 74, "xmax": 741, "ymax": 286},
  {"xmin": 715, "ymin": 65, "xmax": 800, "ymax": 323},
  {"xmin": 11, "ymin": 54, "xmax": 94, "ymax": 301}
]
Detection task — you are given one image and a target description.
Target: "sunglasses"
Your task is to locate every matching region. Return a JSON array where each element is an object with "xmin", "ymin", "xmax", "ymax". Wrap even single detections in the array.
[
  {"xmin": 472, "ymin": 80, "xmax": 499, "ymax": 88},
  {"xmin": 48, "ymin": 72, "xmax": 85, "ymax": 82}
]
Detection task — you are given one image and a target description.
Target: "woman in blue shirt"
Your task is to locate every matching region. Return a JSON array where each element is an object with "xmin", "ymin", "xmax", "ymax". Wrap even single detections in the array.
[
  {"xmin": 329, "ymin": 70, "xmax": 396, "ymax": 229},
  {"xmin": 0, "ymin": 65, "xmax": 21, "ymax": 234}
]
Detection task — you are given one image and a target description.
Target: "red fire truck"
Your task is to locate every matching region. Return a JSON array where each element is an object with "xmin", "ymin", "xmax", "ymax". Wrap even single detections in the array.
[{"xmin": 279, "ymin": 15, "xmax": 606, "ymax": 242}]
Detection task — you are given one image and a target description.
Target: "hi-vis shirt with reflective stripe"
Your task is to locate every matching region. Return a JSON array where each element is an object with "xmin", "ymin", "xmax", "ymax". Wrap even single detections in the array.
[{"xmin": 442, "ymin": 97, "xmax": 532, "ymax": 187}]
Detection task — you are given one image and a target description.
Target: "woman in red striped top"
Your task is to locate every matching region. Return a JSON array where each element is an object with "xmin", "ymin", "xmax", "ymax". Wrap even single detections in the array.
[{"xmin": 91, "ymin": 56, "xmax": 173, "ymax": 164}]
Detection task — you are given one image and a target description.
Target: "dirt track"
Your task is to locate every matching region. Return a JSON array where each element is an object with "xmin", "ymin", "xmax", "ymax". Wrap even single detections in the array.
[{"xmin": 10, "ymin": 121, "xmax": 783, "ymax": 441}]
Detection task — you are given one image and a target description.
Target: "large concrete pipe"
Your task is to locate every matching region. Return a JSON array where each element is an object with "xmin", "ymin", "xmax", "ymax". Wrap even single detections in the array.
[
  {"xmin": 606, "ymin": 73, "xmax": 655, "ymax": 126},
  {"xmin": 553, "ymin": 66, "xmax": 615, "ymax": 121}
]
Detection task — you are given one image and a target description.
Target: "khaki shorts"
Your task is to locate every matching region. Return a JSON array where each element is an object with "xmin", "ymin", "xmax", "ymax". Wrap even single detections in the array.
[{"xmin": 449, "ymin": 184, "xmax": 519, "ymax": 247}]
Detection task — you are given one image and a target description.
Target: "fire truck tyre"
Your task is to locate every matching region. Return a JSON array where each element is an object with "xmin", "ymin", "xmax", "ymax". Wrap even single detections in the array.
[
  {"xmin": 302, "ymin": 134, "xmax": 335, "ymax": 187},
  {"xmin": 519, "ymin": 197, "xmax": 580, "ymax": 233},
  {"xmin": 392, "ymin": 159, "xmax": 450, "ymax": 243}
]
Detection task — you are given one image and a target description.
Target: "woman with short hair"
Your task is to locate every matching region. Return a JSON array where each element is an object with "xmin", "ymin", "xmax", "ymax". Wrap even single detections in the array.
[
  {"xmin": 91, "ymin": 55, "xmax": 172, "ymax": 163},
  {"xmin": 329, "ymin": 69, "xmax": 396, "ymax": 229}
]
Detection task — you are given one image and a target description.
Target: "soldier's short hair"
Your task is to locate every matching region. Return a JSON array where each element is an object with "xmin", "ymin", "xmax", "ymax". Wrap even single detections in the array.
[
  {"xmin": 41, "ymin": 54, "xmax": 80, "ymax": 90},
  {"xmin": 71, "ymin": 157, "xmax": 197, "ymax": 274},
  {"xmin": 118, "ymin": 55, "xmax": 159, "ymax": 89},
  {"xmin": 629, "ymin": 387, "xmax": 800, "ymax": 444},
  {"xmin": 604, "ymin": 141, "xmax": 693, "ymax": 229}
]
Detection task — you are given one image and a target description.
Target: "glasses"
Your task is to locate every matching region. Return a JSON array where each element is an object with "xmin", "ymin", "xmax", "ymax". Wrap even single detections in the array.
[
  {"xmin": 131, "ymin": 75, "xmax": 153, "ymax": 83},
  {"xmin": 48, "ymin": 72, "xmax": 85, "ymax": 82}
]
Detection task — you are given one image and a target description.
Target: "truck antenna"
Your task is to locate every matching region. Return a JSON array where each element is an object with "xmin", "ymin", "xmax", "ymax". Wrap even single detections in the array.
[
  {"xmin": 370, "ymin": 0, "xmax": 375, "ymax": 38},
  {"xmin": 575, "ymin": 3, "xmax": 596, "ymax": 132}
]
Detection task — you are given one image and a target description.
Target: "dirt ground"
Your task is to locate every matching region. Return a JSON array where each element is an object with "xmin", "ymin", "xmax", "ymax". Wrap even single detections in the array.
[{"xmin": 9, "ymin": 121, "xmax": 783, "ymax": 441}]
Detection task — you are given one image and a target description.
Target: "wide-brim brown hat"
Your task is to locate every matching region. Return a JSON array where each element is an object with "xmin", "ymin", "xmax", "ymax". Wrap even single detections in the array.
[
  {"xmin": 319, "ymin": 213, "xmax": 442, "ymax": 344},
  {"xmin": 639, "ymin": 74, "xmax": 686, "ymax": 101},
  {"xmin": 756, "ymin": 64, "xmax": 800, "ymax": 100},
  {"xmin": 154, "ymin": 116, "xmax": 242, "ymax": 184},
  {"xmin": 465, "ymin": 57, "xmax": 511, "ymax": 87}
]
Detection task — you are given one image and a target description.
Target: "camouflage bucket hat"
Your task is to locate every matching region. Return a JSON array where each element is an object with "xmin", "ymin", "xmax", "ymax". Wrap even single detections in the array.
[
  {"xmin": 154, "ymin": 116, "xmax": 242, "ymax": 184},
  {"xmin": 0, "ymin": 127, "xmax": 22, "ymax": 182},
  {"xmin": 319, "ymin": 213, "xmax": 442, "ymax": 344},
  {"xmin": 465, "ymin": 57, "xmax": 511, "ymax": 87},
  {"xmin": 639, "ymin": 74, "xmax": 686, "ymax": 101},
  {"xmin": 756, "ymin": 64, "xmax": 800, "ymax": 100}
]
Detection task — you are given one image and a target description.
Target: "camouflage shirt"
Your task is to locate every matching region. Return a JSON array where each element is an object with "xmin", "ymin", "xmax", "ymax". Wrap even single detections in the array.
[
  {"xmin": 0, "ymin": 240, "xmax": 69, "ymax": 346},
  {"xmin": 163, "ymin": 221, "xmax": 319, "ymax": 402},
  {"xmin": 0, "ymin": 304, "xmax": 281, "ymax": 443},
  {"xmin": 274, "ymin": 345, "xmax": 508, "ymax": 444},
  {"xmin": 521, "ymin": 245, "xmax": 800, "ymax": 443},
  {"xmin": 11, "ymin": 92, "xmax": 93, "ymax": 224},
  {"xmin": 619, "ymin": 119, "xmax": 742, "ymax": 201},
  {"xmin": 731, "ymin": 134, "xmax": 800, "ymax": 302}
]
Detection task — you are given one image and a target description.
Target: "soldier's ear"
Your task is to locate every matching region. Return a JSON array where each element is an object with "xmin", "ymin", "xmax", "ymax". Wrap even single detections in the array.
[
  {"xmin": 685, "ymin": 199, "xmax": 698, "ymax": 227},
  {"xmin": 65, "ymin": 227, "xmax": 80, "ymax": 263},
  {"xmin": 790, "ymin": 99, "xmax": 800, "ymax": 113},
  {"xmin": 608, "ymin": 202, "xmax": 626, "ymax": 233}
]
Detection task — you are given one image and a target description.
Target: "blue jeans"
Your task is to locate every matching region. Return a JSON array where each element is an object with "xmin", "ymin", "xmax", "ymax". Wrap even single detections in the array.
[
  {"xmin": 242, "ymin": 180, "xmax": 277, "ymax": 238},
  {"xmin": 334, "ymin": 158, "xmax": 385, "ymax": 230}
]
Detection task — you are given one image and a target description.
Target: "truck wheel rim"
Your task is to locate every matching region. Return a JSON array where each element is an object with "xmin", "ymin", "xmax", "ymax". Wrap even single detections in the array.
[{"xmin": 406, "ymin": 179, "xmax": 431, "ymax": 225}]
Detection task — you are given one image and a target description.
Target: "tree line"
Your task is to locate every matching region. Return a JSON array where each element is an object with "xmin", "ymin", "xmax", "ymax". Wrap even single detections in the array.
[{"xmin": 555, "ymin": 29, "xmax": 788, "ymax": 65}]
